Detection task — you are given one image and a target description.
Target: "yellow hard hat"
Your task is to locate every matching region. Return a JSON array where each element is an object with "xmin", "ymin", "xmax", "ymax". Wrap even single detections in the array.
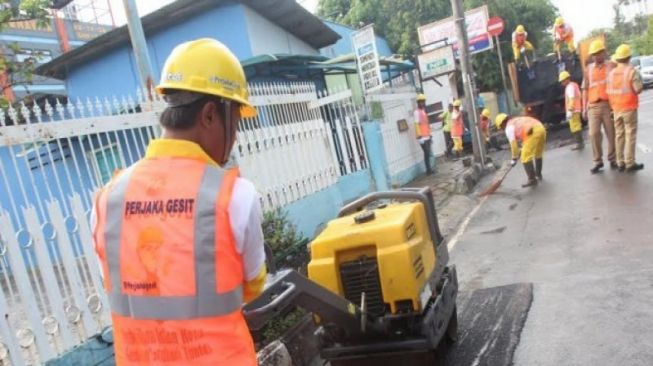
[
  {"xmin": 495, "ymin": 113, "xmax": 509, "ymax": 129},
  {"xmin": 559, "ymin": 70, "xmax": 571, "ymax": 82},
  {"xmin": 453, "ymin": 99, "xmax": 462, "ymax": 107},
  {"xmin": 515, "ymin": 25, "xmax": 526, "ymax": 34},
  {"xmin": 156, "ymin": 38, "xmax": 256, "ymax": 118},
  {"xmin": 481, "ymin": 108, "xmax": 491, "ymax": 118},
  {"xmin": 614, "ymin": 44, "xmax": 632, "ymax": 60},
  {"xmin": 555, "ymin": 17, "xmax": 564, "ymax": 27},
  {"xmin": 416, "ymin": 93, "xmax": 427, "ymax": 101},
  {"xmin": 589, "ymin": 39, "xmax": 605, "ymax": 55}
]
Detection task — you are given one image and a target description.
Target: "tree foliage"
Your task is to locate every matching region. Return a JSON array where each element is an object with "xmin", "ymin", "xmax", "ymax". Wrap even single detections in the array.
[
  {"xmin": 0, "ymin": 0, "xmax": 52, "ymax": 107},
  {"xmin": 585, "ymin": 4, "xmax": 653, "ymax": 57},
  {"xmin": 317, "ymin": 0, "xmax": 558, "ymax": 92}
]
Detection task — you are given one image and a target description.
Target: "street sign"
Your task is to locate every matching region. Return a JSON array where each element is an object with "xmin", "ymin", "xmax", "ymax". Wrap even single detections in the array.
[
  {"xmin": 418, "ymin": 45, "xmax": 456, "ymax": 79},
  {"xmin": 351, "ymin": 24, "xmax": 383, "ymax": 93},
  {"xmin": 417, "ymin": 5, "xmax": 493, "ymax": 56},
  {"xmin": 487, "ymin": 16, "xmax": 504, "ymax": 37}
]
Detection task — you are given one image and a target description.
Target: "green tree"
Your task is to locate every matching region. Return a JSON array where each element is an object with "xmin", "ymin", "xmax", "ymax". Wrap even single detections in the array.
[
  {"xmin": 632, "ymin": 16, "xmax": 653, "ymax": 55},
  {"xmin": 0, "ymin": 0, "xmax": 52, "ymax": 107},
  {"xmin": 317, "ymin": 0, "xmax": 558, "ymax": 92}
]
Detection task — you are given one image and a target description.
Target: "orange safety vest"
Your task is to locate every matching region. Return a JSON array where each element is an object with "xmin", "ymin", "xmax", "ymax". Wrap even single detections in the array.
[
  {"xmin": 509, "ymin": 116, "xmax": 541, "ymax": 141},
  {"xmin": 565, "ymin": 81, "xmax": 582, "ymax": 112},
  {"xmin": 450, "ymin": 110, "xmax": 464, "ymax": 138},
  {"xmin": 416, "ymin": 108, "xmax": 430, "ymax": 137},
  {"xmin": 94, "ymin": 160, "xmax": 256, "ymax": 366},
  {"xmin": 587, "ymin": 63, "xmax": 610, "ymax": 103},
  {"xmin": 479, "ymin": 115, "xmax": 489, "ymax": 130},
  {"xmin": 607, "ymin": 64, "xmax": 639, "ymax": 112}
]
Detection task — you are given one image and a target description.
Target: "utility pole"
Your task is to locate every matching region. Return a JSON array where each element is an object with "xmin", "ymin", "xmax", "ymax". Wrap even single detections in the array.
[
  {"xmin": 122, "ymin": 0, "xmax": 154, "ymax": 91},
  {"xmin": 450, "ymin": 0, "xmax": 486, "ymax": 165}
]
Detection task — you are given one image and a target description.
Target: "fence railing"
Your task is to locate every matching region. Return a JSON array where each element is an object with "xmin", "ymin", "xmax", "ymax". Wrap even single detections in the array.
[{"xmin": 0, "ymin": 81, "xmax": 367, "ymax": 364}]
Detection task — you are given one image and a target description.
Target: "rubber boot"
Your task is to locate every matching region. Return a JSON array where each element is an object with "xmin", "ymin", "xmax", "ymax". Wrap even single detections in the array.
[
  {"xmin": 571, "ymin": 132, "xmax": 584, "ymax": 151},
  {"xmin": 522, "ymin": 162, "xmax": 538, "ymax": 188},
  {"xmin": 535, "ymin": 158, "xmax": 543, "ymax": 180}
]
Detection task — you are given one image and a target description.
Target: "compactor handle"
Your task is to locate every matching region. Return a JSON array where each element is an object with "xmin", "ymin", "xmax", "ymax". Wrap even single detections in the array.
[{"xmin": 243, "ymin": 281, "xmax": 296, "ymax": 319}]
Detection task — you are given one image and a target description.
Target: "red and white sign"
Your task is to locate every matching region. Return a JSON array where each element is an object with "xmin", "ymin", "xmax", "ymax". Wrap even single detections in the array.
[
  {"xmin": 418, "ymin": 5, "xmax": 493, "ymax": 57},
  {"xmin": 487, "ymin": 16, "xmax": 504, "ymax": 37}
]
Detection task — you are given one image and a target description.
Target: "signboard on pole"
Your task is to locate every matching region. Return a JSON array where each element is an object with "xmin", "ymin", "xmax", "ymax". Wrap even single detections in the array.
[
  {"xmin": 417, "ymin": 45, "xmax": 455, "ymax": 79},
  {"xmin": 417, "ymin": 5, "xmax": 493, "ymax": 56},
  {"xmin": 486, "ymin": 16, "xmax": 505, "ymax": 37},
  {"xmin": 352, "ymin": 24, "xmax": 383, "ymax": 93}
]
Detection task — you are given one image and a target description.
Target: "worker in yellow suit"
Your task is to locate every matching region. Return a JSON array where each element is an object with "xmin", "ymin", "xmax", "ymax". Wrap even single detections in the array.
[
  {"xmin": 553, "ymin": 17, "xmax": 575, "ymax": 56},
  {"xmin": 559, "ymin": 70, "xmax": 584, "ymax": 150},
  {"xmin": 512, "ymin": 25, "xmax": 534, "ymax": 63},
  {"xmin": 450, "ymin": 99, "xmax": 465, "ymax": 157},
  {"xmin": 495, "ymin": 113, "xmax": 547, "ymax": 187}
]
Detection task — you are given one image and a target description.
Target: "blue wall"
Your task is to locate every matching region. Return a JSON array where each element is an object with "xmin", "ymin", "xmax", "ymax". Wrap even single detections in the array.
[
  {"xmin": 320, "ymin": 21, "xmax": 394, "ymax": 59},
  {"xmin": 66, "ymin": 2, "xmax": 252, "ymax": 99},
  {"xmin": 285, "ymin": 169, "xmax": 372, "ymax": 238}
]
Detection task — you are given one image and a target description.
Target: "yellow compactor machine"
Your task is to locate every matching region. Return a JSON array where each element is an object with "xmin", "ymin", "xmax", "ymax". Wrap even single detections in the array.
[{"xmin": 245, "ymin": 188, "xmax": 458, "ymax": 364}]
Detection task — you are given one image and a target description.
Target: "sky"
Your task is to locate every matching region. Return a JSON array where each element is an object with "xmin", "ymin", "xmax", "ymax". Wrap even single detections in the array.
[{"xmin": 106, "ymin": 0, "xmax": 649, "ymax": 41}]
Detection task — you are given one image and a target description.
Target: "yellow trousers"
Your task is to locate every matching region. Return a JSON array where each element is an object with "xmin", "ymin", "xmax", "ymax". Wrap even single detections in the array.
[
  {"xmin": 569, "ymin": 112, "xmax": 582, "ymax": 133},
  {"xmin": 453, "ymin": 137, "xmax": 463, "ymax": 152},
  {"xmin": 520, "ymin": 125, "xmax": 547, "ymax": 163}
]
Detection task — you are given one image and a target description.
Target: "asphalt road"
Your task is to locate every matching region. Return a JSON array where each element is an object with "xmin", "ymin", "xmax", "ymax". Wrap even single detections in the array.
[{"xmin": 449, "ymin": 89, "xmax": 653, "ymax": 365}]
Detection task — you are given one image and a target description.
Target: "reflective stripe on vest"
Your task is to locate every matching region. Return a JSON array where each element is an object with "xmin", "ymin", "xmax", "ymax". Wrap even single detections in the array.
[
  {"xmin": 103, "ymin": 165, "xmax": 243, "ymax": 320},
  {"xmin": 607, "ymin": 65, "xmax": 639, "ymax": 112},
  {"xmin": 588, "ymin": 63, "xmax": 609, "ymax": 103}
]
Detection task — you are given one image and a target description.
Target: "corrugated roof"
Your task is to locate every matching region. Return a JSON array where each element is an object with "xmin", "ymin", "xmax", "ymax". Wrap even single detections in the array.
[{"xmin": 36, "ymin": 0, "xmax": 340, "ymax": 79}]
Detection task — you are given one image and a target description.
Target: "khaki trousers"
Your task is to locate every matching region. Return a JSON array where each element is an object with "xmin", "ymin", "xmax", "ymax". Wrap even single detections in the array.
[
  {"xmin": 613, "ymin": 110, "xmax": 638, "ymax": 167},
  {"xmin": 588, "ymin": 101, "xmax": 615, "ymax": 164}
]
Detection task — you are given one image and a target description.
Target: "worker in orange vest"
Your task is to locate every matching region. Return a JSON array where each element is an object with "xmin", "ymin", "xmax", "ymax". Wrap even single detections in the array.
[
  {"xmin": 495, "ymin": 113, "xmax": 547, "ymax": 187},
  {"xmin": 553, "ymin": 17, "xmax": 575, "ymax": 57},
  {"xmin": 92, "ymin": 39, "xmax": 266, "ymax": 366},
  {"xmin": 512, "ymin": 25, "xmax": 534, "ymax": 64},
  {"xmin": 414, "ymin": 93, "xmax": 434, "ymax": 174},
  {"xmin": 480, "ymin": 108, "xmax": 491, "ymax": 147},
  {"xmin": 607, "ymin": 44, "xmax": 644, "ymax": 172},
  {"xmin": 582, "ymin": 39, "xmax": 617, "ymax": 173},
  {"xmin": 559, "ymin": 70, "xmax": 584, "ymax": 150},
  {"xmin": 450, "ymin": 99, "xmax": 465, "ymax": 158}
]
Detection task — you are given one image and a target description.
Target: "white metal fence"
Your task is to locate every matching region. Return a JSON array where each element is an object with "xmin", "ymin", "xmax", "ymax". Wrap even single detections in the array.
[
  {"xmin": 0, "ymin": 81, "xmax": 366, "ymax": 364},
  {"xmin": 369, "ymin": 91, "xmax": 425, "ymax": 178}
]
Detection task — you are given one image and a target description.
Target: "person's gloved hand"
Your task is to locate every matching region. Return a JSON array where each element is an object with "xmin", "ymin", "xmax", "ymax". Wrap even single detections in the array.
[
  {"xmin": 511, "ymin": 159, "xmax": 517, "ymax": 167},
  {"xmin": 520, "ymin": 47, "xmax": 526, "ymax": 53},
  {"xmin": 566, "ymin": 111, "xmax": 573, "ymax": 119}
]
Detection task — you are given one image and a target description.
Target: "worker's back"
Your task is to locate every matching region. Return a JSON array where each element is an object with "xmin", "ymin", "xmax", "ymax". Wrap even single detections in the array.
[{"xmin": 94, "ymin": 154, "xmax": 256, "ymax": 366}]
